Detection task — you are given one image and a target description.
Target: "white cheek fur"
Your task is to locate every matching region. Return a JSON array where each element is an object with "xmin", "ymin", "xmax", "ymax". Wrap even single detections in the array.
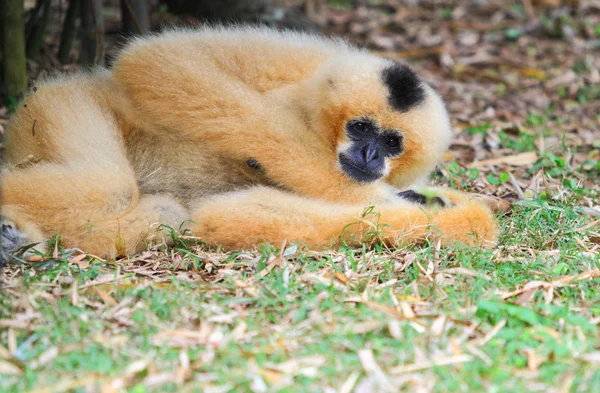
[
  {"xmin": 336, "ymin": 141, "xmax": 353, "ymax": 155},
  {"xmin": 381, "ymin": 161, "xmax": 391, "ymax": 177}
]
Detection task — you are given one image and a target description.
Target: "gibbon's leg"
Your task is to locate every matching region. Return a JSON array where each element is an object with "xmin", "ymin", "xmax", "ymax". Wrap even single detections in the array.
[
  {"xmin": 1, "ymin": 74, "xmax": 188, "ymax": 259},
  {"xmin": 189, "ymin": 187, "xmax": 498, "ymax": 250},
  {"xmin": 1, "ymin": 164, "xmax": 189, "ymax": 258}
]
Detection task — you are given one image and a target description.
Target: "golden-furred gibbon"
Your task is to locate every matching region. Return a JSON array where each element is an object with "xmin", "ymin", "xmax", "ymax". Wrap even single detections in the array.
[{"xmin": 0, "ymin": 26, "xmax": 498, "ymax": 261}]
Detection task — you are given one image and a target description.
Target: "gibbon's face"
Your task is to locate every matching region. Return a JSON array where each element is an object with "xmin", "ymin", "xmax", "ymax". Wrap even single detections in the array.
[
  {"xmin": 312, "ymin": 57, "xmax": 452, "ymax": 188},
  {"xmin": 338, "ymin": 117, "xmax": 404, "ymax": 183}
]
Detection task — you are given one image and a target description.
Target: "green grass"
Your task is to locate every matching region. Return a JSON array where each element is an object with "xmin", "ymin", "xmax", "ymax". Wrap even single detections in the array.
[{"xmin": 2, "ymin": 188, "xmax": 599, "ymax": 392}]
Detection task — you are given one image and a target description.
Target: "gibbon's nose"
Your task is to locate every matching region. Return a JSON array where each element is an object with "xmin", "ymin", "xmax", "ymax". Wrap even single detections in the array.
[{"xmin": 361, "ymin": 143, "xmax": 379, "ymax": 165}]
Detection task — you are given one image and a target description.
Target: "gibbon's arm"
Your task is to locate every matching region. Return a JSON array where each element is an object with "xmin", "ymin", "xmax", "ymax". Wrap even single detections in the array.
[
  {"xmin": 112, "ymin": 31, "xmax": 394, "ymax": 204},
  {"xmin": 189, "ymin": 187, "xmax": 499, "ymax": 250},
  {"xmin": 112, "ymin": 28, "xmax": 339, "ymax": 131},
  {"xmin": 197, "ymin": 124, "xmax": 398, "ymax": 204}
]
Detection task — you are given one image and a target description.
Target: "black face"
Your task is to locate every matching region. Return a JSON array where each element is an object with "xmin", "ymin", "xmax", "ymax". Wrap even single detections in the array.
[{"xmin": 338, "ymin": 118, "xmax": 403, "ymax": 183}]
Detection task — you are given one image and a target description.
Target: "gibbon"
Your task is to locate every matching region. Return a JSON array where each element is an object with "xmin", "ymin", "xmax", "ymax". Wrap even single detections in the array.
[{"xmin": 0, "ymin": 26, "xmax": 498, "ymax": 261}]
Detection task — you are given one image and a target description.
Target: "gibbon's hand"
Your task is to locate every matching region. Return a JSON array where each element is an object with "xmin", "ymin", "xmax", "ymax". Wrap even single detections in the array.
[{"xmin": 398, "ymin": 189, "xmax": 449, "ymax": 208}]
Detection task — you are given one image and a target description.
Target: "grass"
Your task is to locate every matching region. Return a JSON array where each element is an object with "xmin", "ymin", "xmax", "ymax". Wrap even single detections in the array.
[{"xmin": 1, "ymin": 166, "xmax": 599, "ymax": 392}]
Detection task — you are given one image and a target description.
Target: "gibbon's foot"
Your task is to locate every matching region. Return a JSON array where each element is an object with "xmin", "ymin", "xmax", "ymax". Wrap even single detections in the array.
[
  {"xmin": 1, "ymin": 220, "xmax": 27, "ymax": 267},
  {"xmin": 398, "ymin": 189, "xmax": 447, "ymax": 207},
  {"xmin": 0, "ymin": 219, "xmax": 47, "ymax": 267}
]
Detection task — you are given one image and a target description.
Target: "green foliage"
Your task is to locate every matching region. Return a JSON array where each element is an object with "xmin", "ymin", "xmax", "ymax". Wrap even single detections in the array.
[{"xmin": 326, "ymin": 0, "xmax": 353, "ymax": 8}]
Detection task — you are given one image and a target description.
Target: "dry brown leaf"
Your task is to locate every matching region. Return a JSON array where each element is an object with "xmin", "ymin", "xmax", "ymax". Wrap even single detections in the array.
[
  {"xmin": 24, "ymin": 376, "xmax": 99, "ymax": 393},
  {"xmin": 525, "ymin": 349, "xmax": 540, "ymax": 371},
  {"xmin": 430, "ymin": 315, "xmax": 446, "ymax": 336},
  {"xmin": 399, "ymin": 302, "xmax": 415, "ymax": 319},
  {"xmin": 344, "ymin": 298, "xmax": 403, "ymax": 318},
  {"xmin": 350, "ymin": 320, "xmax": 382, "ymax": 334},
  {"xmin": 388, "ymin": 320, "xmax": 403, "ymax": 340},
  {"xmin": 0, "ymin": 343, "xmax": 11, "ymax": 360},
  {"xmin": 442, "ymin": 267, "xmax": 492, "ymax": 281},
  {"xmin": 470, "ymin": 320, "xmax": 507, "ymax": 346},
  {"xmin": 520, "ymin": 68, "xmax": 548, "ymax": 80},
  {"xmin": 581, "ymin": 352, "xmax": 600, "ymax": 363},
  {"xmin": 357, "ymin": 349, "xmax": 390, "ymax": 387},
  {"xmin": 389, "ymin": 354, "xmax": 473, "ymax": 374},
  {"xmin": 340, "ymin": 371, "xmax": 360, "ymax": 393},
  {"xmin": 468, "ymin": 152, "xmax": 538, "ymax": 168},
  {"xmin": 69, "ymin": 253, "xmax": 88, "ymax": 265},
  {"xmin": 0, "ymin": 319, "xmax": 29, "ymax": 329},
  {"xmin": 94, "ymin": 287, "xmax": 118, "ymax": 307},
  {"xmin": 0, "ymin": 359, "xmax": 22, "ymax": 375}
]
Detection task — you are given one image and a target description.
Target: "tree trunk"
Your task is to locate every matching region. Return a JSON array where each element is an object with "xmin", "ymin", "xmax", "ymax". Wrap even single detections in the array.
[
  {"xmin": 0, "ymin": 0, "xmax": 4, "ymax": 91},
  {"xmin": 26, "ymin": 0, "xmax": 51, "ymax": 60},
  {"xmin": 2, "ymin": 0, "xmax": 27, "ymax": 98},
  {"xmin": 79, "ymin": 0, "xmax": 104, "ymax": 68},
  {"xmin": 58, "ymin": 0, "xmax": 80, "ymax": 64},
  {"xmin": 121, "ymin": 0, "xmax": 150, "ymax": 35}
]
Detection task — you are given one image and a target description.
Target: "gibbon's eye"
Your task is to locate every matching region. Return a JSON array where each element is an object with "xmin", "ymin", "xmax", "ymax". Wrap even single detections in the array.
[
  {"xmin": 349, "ymin": 119, "xmax": 376, "ymax": 133},
  {"xmin": 353, "ymin": 122, "xmax": 368, "ymax": 132},
  {"xmin": 347, "ymin": 119, "xmax": 377, "ymax": 141},
  {"xmin": 379, "ymin": 131, "xmax": 403, "ymax": 155},
  {"xmin": 385, "ymin": 135, "xmax": 400, "ymax": 148}
]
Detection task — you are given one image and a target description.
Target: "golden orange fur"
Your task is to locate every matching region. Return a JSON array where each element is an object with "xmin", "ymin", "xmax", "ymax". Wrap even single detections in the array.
[{"xmin": 0, "ymin": 26, "xmax": 498, "ymax": 258}]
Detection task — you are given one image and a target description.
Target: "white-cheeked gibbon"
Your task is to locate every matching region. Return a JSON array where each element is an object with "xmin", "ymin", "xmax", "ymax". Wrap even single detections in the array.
[{"xmin": 0, "ymin": 26, "xmax": 498, "ymax": 261}]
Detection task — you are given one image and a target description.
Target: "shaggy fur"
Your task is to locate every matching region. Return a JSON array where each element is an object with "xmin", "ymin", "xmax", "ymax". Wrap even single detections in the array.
[{"xmin": 0, "ymin": 26, "xmax": 498, "ymax": 258}]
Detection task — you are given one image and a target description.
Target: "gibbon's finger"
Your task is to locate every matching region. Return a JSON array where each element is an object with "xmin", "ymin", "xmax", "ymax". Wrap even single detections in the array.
[
  {"xmin": 414, "ymin": 188, "xmax": 511, "ymax": 214},
  {"xmin": 397, "ymin": 189, "xmax": 448, "ymax": 207}
]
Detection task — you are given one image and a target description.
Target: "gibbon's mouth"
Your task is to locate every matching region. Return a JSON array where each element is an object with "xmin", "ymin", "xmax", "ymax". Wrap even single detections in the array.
[{"xmin": 338, "ymin": 153, "xmax": 383, "ymax": 183}]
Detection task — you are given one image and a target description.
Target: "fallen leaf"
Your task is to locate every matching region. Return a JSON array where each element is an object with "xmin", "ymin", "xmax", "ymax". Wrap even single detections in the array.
[
  {"xmin": 389, "ymin": 354, "xmax": 473, "ymax": 374},
  {"xmin": 0, "ymin": 359, "xmax": 22, "ymax": 375},
  {"xmin": 468, "ymin": 152, "xmax": 538, "ymax": 168}
]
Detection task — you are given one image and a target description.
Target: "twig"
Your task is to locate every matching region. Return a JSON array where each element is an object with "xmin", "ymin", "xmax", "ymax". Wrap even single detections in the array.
[
  {"xmin": 508, "ymin": 172, "xmax": 526, "ymax": 200},
  {"xmin": 123, "ymin": 0, "xmax": 144, "ymax": 34},
  {"xmin": 522, "ymin": 0, "xmax": 536, "ymax": 21}
]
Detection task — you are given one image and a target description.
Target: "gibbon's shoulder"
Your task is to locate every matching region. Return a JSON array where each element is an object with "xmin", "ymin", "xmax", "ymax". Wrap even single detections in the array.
[
  {"xmin": 16, "ymin": 68, "xmax": 110, "ymax": 95},
  {"xmin": 7, "ymin": 68, "xmax": 123, "ymax": 123},
  {"xmin": 117, "ymin": 24, "xmax": 359, "ymax": 56}
]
